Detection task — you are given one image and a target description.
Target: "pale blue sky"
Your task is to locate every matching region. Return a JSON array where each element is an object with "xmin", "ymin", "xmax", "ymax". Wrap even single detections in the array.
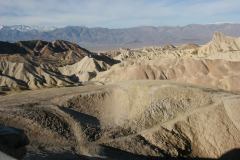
[{"xmin": 0, "ymin": 0, "xmax": 240, "ymax": 28}]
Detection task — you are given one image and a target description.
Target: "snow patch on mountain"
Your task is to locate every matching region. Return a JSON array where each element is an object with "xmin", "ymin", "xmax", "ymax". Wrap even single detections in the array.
[{"xmin": 3, "ymin": 25, "xmax": 56, "ymax": 32}]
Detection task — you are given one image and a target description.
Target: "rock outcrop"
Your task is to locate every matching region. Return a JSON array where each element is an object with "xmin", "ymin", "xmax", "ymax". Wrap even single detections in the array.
[{"xmin": 198, "ymin": 32, "xmax": 240, "ymax": 54}]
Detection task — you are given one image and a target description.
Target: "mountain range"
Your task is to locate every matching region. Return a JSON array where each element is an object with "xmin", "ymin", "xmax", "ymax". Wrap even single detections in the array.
[{"xmin": 1, "ymin": 23, "xmax": 240, "ymax": 50}]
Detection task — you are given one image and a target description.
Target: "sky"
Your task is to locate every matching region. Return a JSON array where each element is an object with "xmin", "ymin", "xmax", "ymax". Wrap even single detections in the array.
[{"xmin": 0, "ymin": 0, "xmax": 240, "ymax": 28}]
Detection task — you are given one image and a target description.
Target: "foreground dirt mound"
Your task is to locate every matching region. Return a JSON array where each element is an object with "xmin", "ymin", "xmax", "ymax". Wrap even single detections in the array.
[{"xmin": 0, "ymin": 81, "xmax": 239, "ymax": 159}]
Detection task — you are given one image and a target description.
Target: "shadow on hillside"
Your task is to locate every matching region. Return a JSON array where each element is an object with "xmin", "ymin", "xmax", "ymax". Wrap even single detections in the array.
[
  {"xmin": 0, "ymin": 72, "xmax": 29, "ymax": 89},
  {"xmin": 23, "ymin": 150, "xmax": 81, "ymax": 160},
  {"xmin": 21, "ymin": 148, "xmax": 240, "ymax": 160},
  {"xmin": 60, "ymin": 107, "xmax": 100, "ymax": 127},
  {"xmin": 98, "ymin": 145, "xmax": 240, "ymax": 160},
  {"xmin": 0, "ymin": 41, "xmax": 27, "ymax": 55},
  {"xmin": 0, "ymin": 125, "xmax": 29, "ymax": 159},
  {"xmin": 91, "ymin": 52, "xmax": 121, "ymax": 66}
]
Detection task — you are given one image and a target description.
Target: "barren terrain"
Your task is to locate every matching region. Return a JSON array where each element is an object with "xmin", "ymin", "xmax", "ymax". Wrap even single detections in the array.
[
  {"xmin": 0, "ymin": 32, "xmax": 240, "ymax": 159},
  {"xmin": 1, "ymin": 81, "xmax": 240, "ymax": 159}
]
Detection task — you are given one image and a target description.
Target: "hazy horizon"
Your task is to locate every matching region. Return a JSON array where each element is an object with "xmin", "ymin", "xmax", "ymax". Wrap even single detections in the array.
[
  {"xmin": 1, "ymin": 0, "xmax": 240, "ymax": 28},
  {"xmin": 1, "ymin": 22, "xmax": 240, "ymax": 30}
]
